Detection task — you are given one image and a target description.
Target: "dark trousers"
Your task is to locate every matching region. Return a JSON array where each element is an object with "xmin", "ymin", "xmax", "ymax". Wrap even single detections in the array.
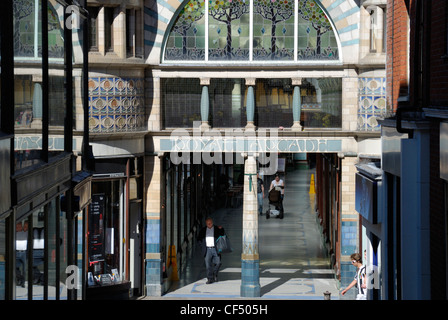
[{"xmin": 205, "ymin": 247, "xmax": 221, "ymax": 280}]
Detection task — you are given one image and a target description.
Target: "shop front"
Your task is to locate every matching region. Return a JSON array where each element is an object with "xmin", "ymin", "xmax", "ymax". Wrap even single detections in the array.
[
  {"xmin": 86, "ymin": 157, "xmax": 144, "ymax": 299},
  {"xmin": 355, "ymin": 161, "xmax": 383, "ymax": 300}
]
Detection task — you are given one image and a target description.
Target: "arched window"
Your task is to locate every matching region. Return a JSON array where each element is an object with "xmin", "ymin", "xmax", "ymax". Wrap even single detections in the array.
[{"xmin": 163, "ymin": 0, "xmax": 340, "ymax": 63}]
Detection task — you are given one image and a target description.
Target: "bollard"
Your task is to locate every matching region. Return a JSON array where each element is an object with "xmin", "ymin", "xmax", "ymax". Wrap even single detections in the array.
[{"xmin": 323, "ymin": 291, "xmax": 331, "ymax": 300}]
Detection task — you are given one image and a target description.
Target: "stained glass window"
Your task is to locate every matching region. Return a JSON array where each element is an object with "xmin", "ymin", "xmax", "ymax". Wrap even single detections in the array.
[
  {"xmin": 14, "ymin": 0, "xmax": 40, "ymax": 58},
  {"xmin": 48, "ymin": 0, "xmax": 64, "ymax": 59},
  {"xmin": 253, "ymin": 0, "xmax": 295, "ymax": 61},
  {"xmin": 164, "ymin": 0, "xmax": 206, "ymax": 60},
  {"xmin": 208, "ymin": 0, "xmax": 250, "ymax": 60},
  {"xmin": 297, "ymin": 0, "xmax": 338, "ymax": 60},
  {"xmin": 164, "ymin": 0, "xmax": 339, "ymax": 62},
  {"xmin": 13, "ymin": 0, "xmax": 64, "ymax": 59}
]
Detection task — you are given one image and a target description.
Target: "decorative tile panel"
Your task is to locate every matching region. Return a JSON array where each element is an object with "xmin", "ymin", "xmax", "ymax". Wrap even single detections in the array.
[
  {"xmin": 357, "ymin": 77, "xmax": 387, "ymax": 131},
  {"xmin": 88, "ymin": 77, "xmax": 145, "ymax": 133}
]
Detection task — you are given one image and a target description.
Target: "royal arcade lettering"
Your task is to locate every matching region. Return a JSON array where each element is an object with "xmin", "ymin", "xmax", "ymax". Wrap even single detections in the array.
[{"xmin": 160, "ymin": 126, "xmax": 343, "ymax": 170}]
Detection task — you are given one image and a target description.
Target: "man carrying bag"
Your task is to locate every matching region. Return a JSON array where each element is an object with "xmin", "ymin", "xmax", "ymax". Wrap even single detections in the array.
[{"xmin": 197, "ymin": 217, "xmax": 229, "ymax": 284}]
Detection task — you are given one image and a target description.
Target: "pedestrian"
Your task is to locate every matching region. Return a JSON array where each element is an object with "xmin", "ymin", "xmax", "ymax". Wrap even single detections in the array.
[
  {"xmin": 270, "ymin": 173, "xmax": 285, "ymax": 199},
  {"xmin": 257, "ymin": 173, "xmax": 264, "ymax": 215},
  {"xmin": 16, "ymin": 221, "xmax": 28, "ymax": 287},
  {"xmin": 270, "ymin": 173, "xmax": 285, "ymax": 211},
  {"xmin": 341, "ymin": 253, "xmax": 367, "ymax": 300},
  {"xmin": 197, "ymin": 217, "xmax": 225, "ymax": 284}
]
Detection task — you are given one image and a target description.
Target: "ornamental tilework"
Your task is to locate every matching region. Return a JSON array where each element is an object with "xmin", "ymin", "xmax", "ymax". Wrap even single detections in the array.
[
  {"xmin": 88, "ymin": 77, "xmax": 145, "ymax": 133},
  {"xmin": 357, "ymin": 77, "xmax": 387, "ymax": 131}
]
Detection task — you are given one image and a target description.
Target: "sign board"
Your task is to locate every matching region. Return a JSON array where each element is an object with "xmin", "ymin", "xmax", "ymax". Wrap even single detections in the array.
[{"xmin": 89, "ymin": 194, "xmax": 105, "ymax": 262}]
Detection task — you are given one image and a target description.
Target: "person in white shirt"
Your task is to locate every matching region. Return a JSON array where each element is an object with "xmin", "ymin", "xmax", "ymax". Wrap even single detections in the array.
[
  {"xmin": 270, "ymin": 173, "xmax": 285, "ymax": 197},
  {"xmin": 270, "ymin": 173, "xmax": 285, "ymax": 212},
  {"xmin": 16, "ymin": 221, "xmax": 28, "ymax": 287},
  {"xmin": 197, "ymin": 217, "xmax": 225, "ymax": 284},
  {"xmin": 341, "ymin": 253, "xmax": 367, "ymax": 300}
]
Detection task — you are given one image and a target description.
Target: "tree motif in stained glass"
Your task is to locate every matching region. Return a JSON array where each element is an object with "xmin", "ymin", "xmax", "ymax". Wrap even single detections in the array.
[
  {"xmin": 13, "ymin": 0, "xmax": 37, "ymax": 58},
  {"xmin": 165, "ymin": 0, "xmax": 206, "ymax": 60},
  {"xmin": 253, "ymin": 0, "xmax": 294, "ymax": 60},
  {"xmin": 48, "ymin": 0, "xmax": 65, "ymax": 58},
  {"xmin": 163, "ymin": 0, "xmax": 339, "ymax": 62},
  {"xmin": 208, "ymin": 0, "xmax": 250, "ymax": 60},
  {"xmin": 297, "ymin": 0, "xmax": 338, "ymax": 60}
]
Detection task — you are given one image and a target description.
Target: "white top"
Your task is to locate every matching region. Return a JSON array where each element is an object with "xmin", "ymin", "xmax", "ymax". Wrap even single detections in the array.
[
  {"xmin": 16, "ymin": 231, "xmax": 28, "ymax": 251},
  {"xmin": 271, "ymin": 179, "xmax": 285, "ymax": 194},
  {"xmin": 355, "ymin": 265, "xmax": 367, "ymax": 297},
  {"xmin": 33, "ymin": 228, "xmax": 44, "ymax": 249},
  {"xmin": 206, "ymin": 227, "xmax": 215, "ymax": 247}
]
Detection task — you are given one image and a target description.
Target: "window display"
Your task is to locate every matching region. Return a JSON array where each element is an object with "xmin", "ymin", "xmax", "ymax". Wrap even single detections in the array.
[{"xmin": 88, "ymin": 181, "xmax": 125, "ymax": 287}]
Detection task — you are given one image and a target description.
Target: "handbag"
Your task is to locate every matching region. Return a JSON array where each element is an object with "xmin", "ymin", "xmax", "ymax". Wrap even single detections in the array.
[{"xmin": 216, "ymin": 235, "xmax": 233, "ymax": 254}]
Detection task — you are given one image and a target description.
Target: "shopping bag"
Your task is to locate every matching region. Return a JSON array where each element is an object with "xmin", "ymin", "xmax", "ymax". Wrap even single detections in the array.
[{"xmin": 216, "ymin": 235, "xmax": 233, "ymax": 253}]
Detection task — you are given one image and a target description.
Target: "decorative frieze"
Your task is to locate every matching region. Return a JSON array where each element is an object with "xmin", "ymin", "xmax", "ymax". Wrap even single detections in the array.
[{"xmin": 88, "ymin": 76, "xmax": 145, "ymax": 133}]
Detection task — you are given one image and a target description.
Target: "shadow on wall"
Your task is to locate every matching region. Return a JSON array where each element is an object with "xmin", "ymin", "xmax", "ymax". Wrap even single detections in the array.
[{"xmin": 144, "ymin": 0, "xmax": 158, "ymax": 62}]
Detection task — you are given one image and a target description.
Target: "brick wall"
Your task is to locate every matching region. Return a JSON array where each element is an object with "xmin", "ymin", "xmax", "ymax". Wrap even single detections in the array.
[
  {"xmin": 427, "ymin": 1, "xmax": 448, "ymax": 107},
  {"xmin": 425, "ymin": 1, "xmax": 448, "ymax": 299},
  {"xmin": 386, "ymin": 0, "xmax": 413, "ymax": 112},
  {"xmin": 386, "ymin": 0, "xmax": 448, "ymax": 299}
]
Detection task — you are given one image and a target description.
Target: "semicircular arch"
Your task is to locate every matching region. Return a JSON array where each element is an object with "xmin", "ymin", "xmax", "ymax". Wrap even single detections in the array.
[{"xmin": 157, "ymin": 0, "xmax": 359, "ymax": 64}]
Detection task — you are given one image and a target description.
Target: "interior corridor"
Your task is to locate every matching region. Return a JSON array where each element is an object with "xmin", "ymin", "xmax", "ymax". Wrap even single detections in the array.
[{"xmin": 162, "ymin": 166, "xmax": 342, "ymax": 299}]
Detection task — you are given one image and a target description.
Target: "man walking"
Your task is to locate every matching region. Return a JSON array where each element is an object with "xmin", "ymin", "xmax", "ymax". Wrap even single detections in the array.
[{"xmin": 197, "ymin": 217, "xmax": 225, "ymax": 284}]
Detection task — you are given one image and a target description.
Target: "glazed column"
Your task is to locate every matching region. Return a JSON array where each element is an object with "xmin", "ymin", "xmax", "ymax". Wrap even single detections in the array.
[
  {"xmin": 245, "ymin": 78, "xmax": 256, "ymax": 131},
  {"xmin": 291, "ymin": 78, "xmax": 302, "ymax": 131},
  {"xmin": 200, "ymin": 78, "xmax": 211, "ymax": 131},
  {"xmin": 144, "ymin": 153, "xmax": 163, "ymax": 296},
  {"xmin": 241, "ymin": 155, "xmax": 260, "ymax": 297},
  {"xmin": 31, "ymin": 76, "xmax": 43, "ymax": 129}
]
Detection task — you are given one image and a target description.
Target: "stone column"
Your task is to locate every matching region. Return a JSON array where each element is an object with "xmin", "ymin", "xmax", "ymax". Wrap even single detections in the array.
[
  {"xmin": 342, "ymin": 71, "xmax": 358, "ymax": 131},
  {"xmin": 245, "ymin": 78, "xmax": 256, "ymax": 131},
  {"xmin": 291, "ymin": 78, "xmax": 302, "ymax": 131},
  {"xmin": 241, "ymin": 155, "xmax": 260, "ymax": 297},
  {"xmin": 31, "ymin": 77, "xmax": 43, "ymax": 129},
  {"xmin": 200, "ymin": 78, "xmax": 211, "ymax": 131}
]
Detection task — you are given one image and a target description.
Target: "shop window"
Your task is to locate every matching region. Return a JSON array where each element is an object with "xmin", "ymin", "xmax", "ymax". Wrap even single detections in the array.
[
  {"xmin": 88, "ymin": 180, "xmax": 125, "ymax": 287},
  {"xmin": 13, "ymin": 0, "xmax": 73, "ymax": 170},
  {"xmin": 13, "ymin": 75, "xmax": 44, "ymax": 171},
  {"xmin": 14, "ymin": 209, "xmax": 47, "ymax": 300},
  {"xmin": 14, "ymin": 196, "xmax": 69, "ymax": 300}
]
